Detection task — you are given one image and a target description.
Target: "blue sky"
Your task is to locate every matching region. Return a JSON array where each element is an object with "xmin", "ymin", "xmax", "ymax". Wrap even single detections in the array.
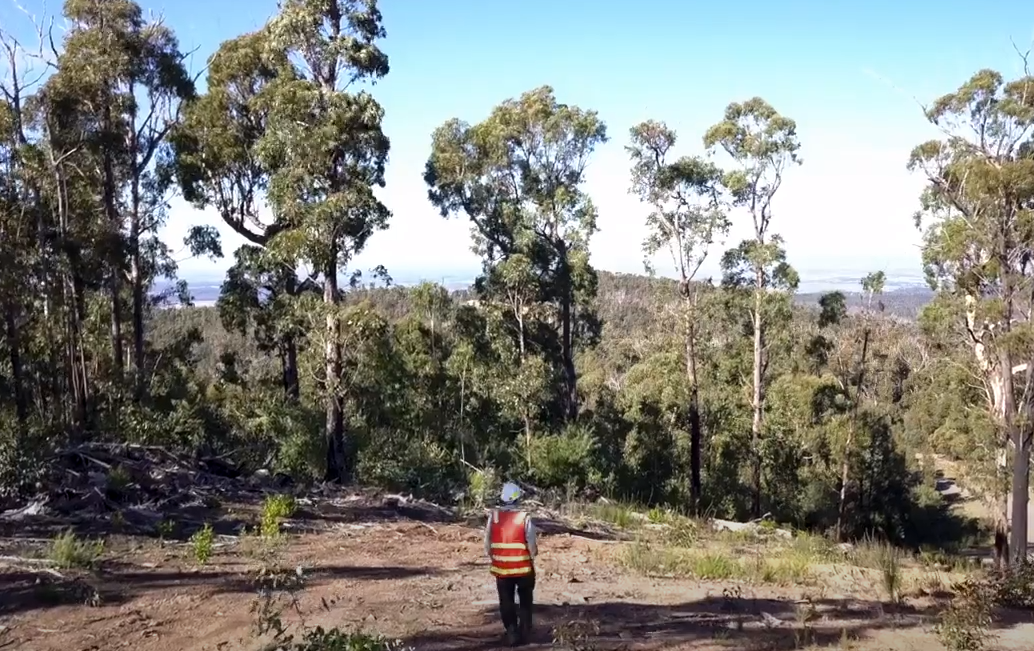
[{"xmin": 4, "ymin": 0, "xmax": 1034, "ymax": 284}]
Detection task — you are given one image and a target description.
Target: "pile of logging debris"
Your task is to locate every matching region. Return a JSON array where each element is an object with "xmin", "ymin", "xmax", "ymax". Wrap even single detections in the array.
[
  {"xmin": 0, "ymin": 443, "xmax": 275, "ymax": 529},
  {"xmin": 0, "ymin": 443, "xmax": 459, "ymax": 532}
]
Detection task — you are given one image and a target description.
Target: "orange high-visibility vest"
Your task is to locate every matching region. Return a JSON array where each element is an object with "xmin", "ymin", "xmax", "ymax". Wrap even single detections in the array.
[{"xmin": 489, "ymin": 509, "xmax": 533, "ymax": 577}]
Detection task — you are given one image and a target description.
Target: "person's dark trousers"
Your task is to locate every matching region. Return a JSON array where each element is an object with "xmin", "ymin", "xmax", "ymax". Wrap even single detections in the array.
[{"xmin": 496, "ymin": 572, "xmax": 536, "ymax": 644}]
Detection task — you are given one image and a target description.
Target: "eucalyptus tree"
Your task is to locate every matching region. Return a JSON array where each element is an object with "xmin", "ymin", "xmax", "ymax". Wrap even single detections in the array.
[
  {"xmin": 3, "ymin": 20, "xmax": 103, "ymax": 431},
  {"xmin": 215, "ymin": 245, "xmax": 319, "ymax": 400},
  {"xmin": 411, "ymin": 281, "xmax": 453, "ymax": 356},
  {"xmin": 425, "ymin": 86, "xmax": 608, "ymax": 422},
  {"xmin": 0, "ymin": 32, "xmax": 36, "ymax": 432},
  {"xmin": 172, "ymin": 31, "xmax": 305, "ymax": 399},
  {"xmin": 704, "ymin": 98, "xmax": 801, "ymax": 517},
  {"xmin": 909, "ymin": 68, "xmax": 1034, "ymax": 567},
  {"xmin": 821, "ymin": 272, "xmax": 887, "ymax": 540},
  {"xmin": 0, "ymin": 95, "xmax": 29, "ymax": 430},
  {"xmin": 627, "ymin": 119, "xmax": 729, "ymax": 512},
  {"xmin": 46, "ymin": 0, "xmax": 199, "ymax": 401},
  {"xmin": 260, "ymin": 0, "xmax": 392, "ymax": 482}
]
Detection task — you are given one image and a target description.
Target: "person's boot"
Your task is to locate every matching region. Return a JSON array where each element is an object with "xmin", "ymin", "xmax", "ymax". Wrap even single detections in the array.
[
  {"xmin": 504, "ymin": 627, "xmax": 520, "ymax": 647},
  {"xmin": 517, "ymin": 621, "xmax": 530, "ymax": 645}
]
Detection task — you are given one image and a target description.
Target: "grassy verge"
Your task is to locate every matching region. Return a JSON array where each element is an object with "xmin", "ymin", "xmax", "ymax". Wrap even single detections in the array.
[
  {"xmin": 620, "ymin": 536, "xmax": 817, "ymax": 586},
  {"xmin": 566, "ymin": 500, "xmax": 982, "ymax": 598}
]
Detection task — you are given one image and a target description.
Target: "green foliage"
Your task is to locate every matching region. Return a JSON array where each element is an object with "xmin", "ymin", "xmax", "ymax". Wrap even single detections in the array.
[
  {"xmin": 425, "ymin": 85, "xmax": 608, "ymax": 423},
  {"xmin": 529, "ymin": 425, "xmax": 595, "ymax": 491},
  {"xmin": 107, "ymin": 265, "xmax": 973, "ymax": 555},
  {"xmin": 0, "ymin": 417, "xmax": 50, "ymax": 498},
  {"xmin": 910, "ymin": 67, "xmax": 1034, "ymax": 561},
  {"xmin": 356, "ymin": 436, "xmax": 463, "ymax": 503},
  {"xmin": 465, "ymin": 466, "xmax": 498, "ymax": 510},
  {"xmin": 48, "ymin": 530, "xmax": 104, "ymax": 570},
  {"xmin": 156, "ymin": 519, "xmax": 176, "ymax": 541},
  {"xmin": 990, "ymin": 560, "xmax": 1034, "ymax": 609},
  {"xmin": 261, "ymin": 495, "xmax": 297, "ymax": 539},
  {"xmin": 250, "ymin": 549, "xmax": 410, "ymax": 651},
  {"xmin": 582, "ymin": 501, "xmax": 636, "ymax": 529},
  {"xmin": 190, "ymin": 523, "xmax": 215, "ymax": 565},
  {"xmin": 936, "ymin": 577, "xmax": 997, "ymax": 651},
  {"xmin": 856, "ymin": 539, "xmax": 904, "ymax": 603},
  {"xmin": 933, "ymin": 562, "xmax": 1034, "ymax": 651}
]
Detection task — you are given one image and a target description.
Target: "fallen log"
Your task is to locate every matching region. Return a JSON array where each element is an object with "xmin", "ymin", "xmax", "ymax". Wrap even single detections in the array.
[{"xmin": 711, "ymin": 518, "xmax": 792, "ymax": 539}]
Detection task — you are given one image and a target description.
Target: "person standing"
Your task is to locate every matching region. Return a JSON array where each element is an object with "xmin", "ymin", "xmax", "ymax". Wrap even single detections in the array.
[{"xmin": 484, "ymin": 481, "xmax": 537, "ymax": 646}]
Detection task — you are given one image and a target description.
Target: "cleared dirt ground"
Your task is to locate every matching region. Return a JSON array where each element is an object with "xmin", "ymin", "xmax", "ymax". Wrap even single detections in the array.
[{"xmin": 1, "ymin": 493, "xmax": 1032, "ymax": 651}]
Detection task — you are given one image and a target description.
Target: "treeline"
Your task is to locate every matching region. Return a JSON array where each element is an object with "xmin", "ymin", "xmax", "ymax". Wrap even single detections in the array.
[
  {"xmin": 0, "ymin": 0, "xmax": 1029, "ymax": 563},
  {"xmin": 146, "ymin": 270, "xmax": 973, "ymax": 546}
]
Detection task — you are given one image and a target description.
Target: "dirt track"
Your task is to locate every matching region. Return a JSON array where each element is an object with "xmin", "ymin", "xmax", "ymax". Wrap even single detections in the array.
[{"xmin": 2, "ymin": 512, "xmax": 1033, "ymax": 651}]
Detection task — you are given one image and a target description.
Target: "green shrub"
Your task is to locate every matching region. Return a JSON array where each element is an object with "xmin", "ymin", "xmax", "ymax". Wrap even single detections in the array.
[
  {"xmin": 585, "ymin": 501, "xmax": 636, "ymax": 528},
  {"xmin": 261, "ymin": 494, "xmax": 297, "ymax": 539},
  {"xmin": 357, "ymin": 436, "xmax": 463, "ymax": 503},
  {"xmin": 106, "ymin": 465, "xmax": 131, "ymax": 497},
  {"xmin": 936, "ymin": 577, "xmax": 995, "ymax": 651},
  {"xmin": 0, "ymin": 416, "xmax": 52, "ymax": 498},
  {"xmin": 466, "ymin": 466, "xmax": 498, "ymax": 509},
  {"xmin": 992, "ymin": 559, "xmax": 1034, "ymax": 608},
  {"xmin": 48, "ymin": 529, "xmax": 103, "ymax": 569},
  {"xmin": 529, "ymin": 424, "xmax": 595, "ymax": 492},
  {"xmin": 190, "ymin": 523, "xmax": 215, "ymax": 565},
  {"xmin": 690, "ymin": 551, "xmax": 739, "ymax": 580}
]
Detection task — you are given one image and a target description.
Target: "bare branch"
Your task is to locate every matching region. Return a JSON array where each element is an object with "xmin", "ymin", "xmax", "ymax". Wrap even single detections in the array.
[{"xmin": 1009, "ymin": 36, "xmax": 1031, "ymax": 76}]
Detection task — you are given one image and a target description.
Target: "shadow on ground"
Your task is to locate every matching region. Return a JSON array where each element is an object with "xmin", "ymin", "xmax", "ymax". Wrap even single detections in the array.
[
  {"xmin": 405, "ymin": 595, "xmax": 1031, "ymax": 651},
  {"xmin": 0, "ymin": 562, "xmax": 440, "ymax": 617}
]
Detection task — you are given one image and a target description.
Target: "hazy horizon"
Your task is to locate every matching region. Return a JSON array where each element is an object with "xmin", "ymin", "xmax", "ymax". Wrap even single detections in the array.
[
  {"xmin": 174, "ymin": 261, "xmax": 928, "ymax": 284},
  {"xmin": 166, "ymin": 265, "xmax": 932, "ymax": 300}
]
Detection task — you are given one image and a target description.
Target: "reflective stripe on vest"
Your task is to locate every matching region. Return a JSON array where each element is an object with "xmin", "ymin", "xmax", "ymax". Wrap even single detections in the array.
[{"xmin": 489, "ymin": 509, "xmax": 533, "ymax": 577}]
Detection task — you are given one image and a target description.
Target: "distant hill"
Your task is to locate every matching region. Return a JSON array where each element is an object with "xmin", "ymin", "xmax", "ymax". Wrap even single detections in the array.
[{"xmin": 796, "ymin": 287, "xmax": 934, "ymax": 320}]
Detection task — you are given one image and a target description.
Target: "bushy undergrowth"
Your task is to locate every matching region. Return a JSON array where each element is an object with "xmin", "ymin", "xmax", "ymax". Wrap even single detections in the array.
[{"xmin": 935, "ymin": 561, "xmax": 1034, "ymax": 651}]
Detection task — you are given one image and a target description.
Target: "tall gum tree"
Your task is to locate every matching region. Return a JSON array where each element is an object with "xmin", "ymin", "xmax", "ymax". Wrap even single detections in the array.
[
  {"xmin": 704, "ymin": 98, "xmax": 801, "ymax": 517},
  {"xmin": 0, "ymin": 36, "xmax": 49, "ymax": 430},
  {"xmin": 820, "ymin": 272, "xmax": 886, "ymax": 540},
  {"xmin": 627, "ymin": 119, "xmax": 729, "ymax": 513},
  {"xmin": 10, "ymin": 27, "xmax": 103, "ymax": 430},
  {"xmin": 909, "ymin": 68, "xmax": 1034, "ymax": 568},
  {"xmin": 260, "ymin": 0, "xmax": 391, "ymax": 483},
  {"xmin": 47, "ymin": 0, "xmax": 199, "ymax": 401},
  {"xmin": 0, "ymin": 93, "xmax": 29, "ymax": 431},
  {"xmin": 171, "ymin": 31, "xmax": 307, "ymax": 400},
  {"xmin": 424, "ymin": 86, "xmax": 608, "ymax": 422},
  {"xmin": 47, "ymin": 0, "xmax": 131, "ymax": 380}
]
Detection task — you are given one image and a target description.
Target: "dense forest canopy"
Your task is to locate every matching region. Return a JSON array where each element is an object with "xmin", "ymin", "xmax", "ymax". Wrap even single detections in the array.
[{"xmin": 0, "ymin": 0, "xmax": 1031, "ymax": 568}]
